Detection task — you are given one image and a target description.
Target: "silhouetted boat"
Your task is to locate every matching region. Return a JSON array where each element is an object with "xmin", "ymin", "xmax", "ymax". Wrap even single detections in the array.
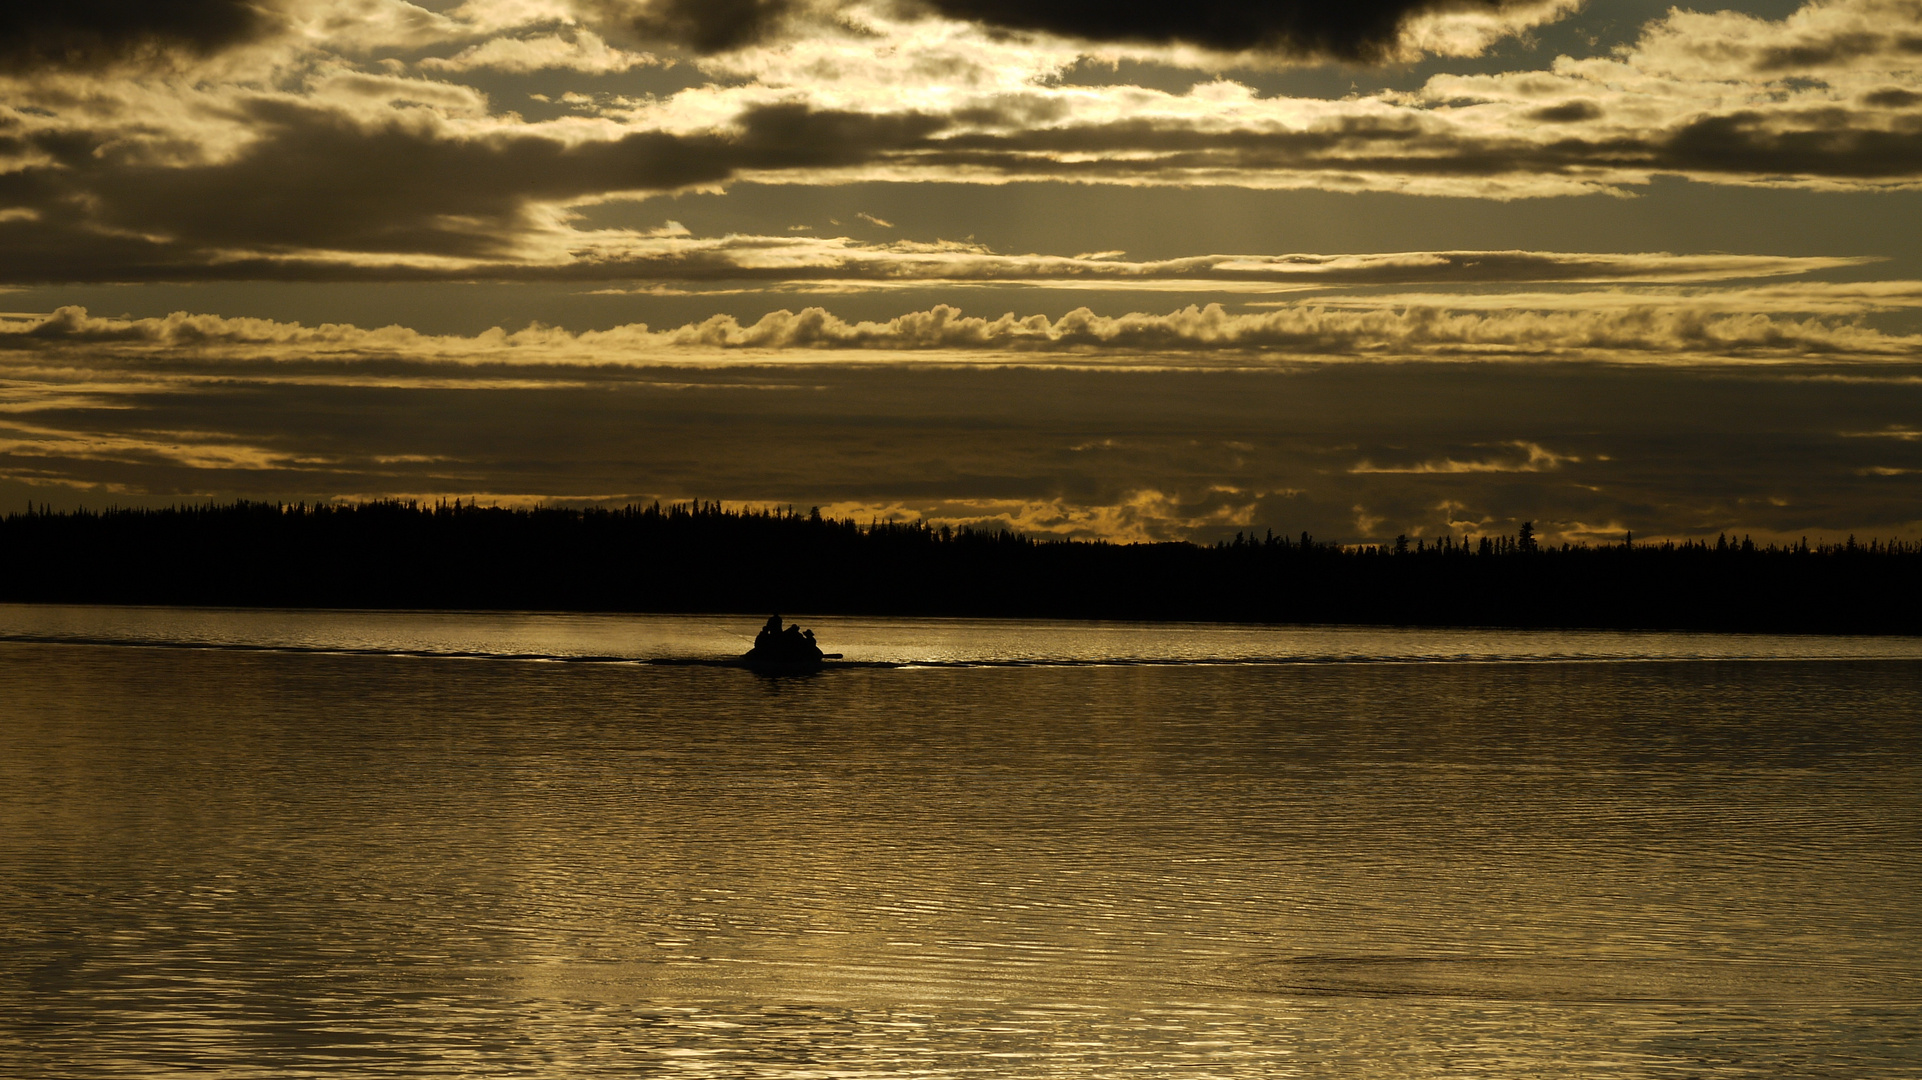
[{"xmin": 739, "ymin": 615, "xmax": 843, "ymax": 674}]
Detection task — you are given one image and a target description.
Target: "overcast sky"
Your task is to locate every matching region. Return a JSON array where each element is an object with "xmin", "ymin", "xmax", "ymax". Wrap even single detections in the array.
[{"xmin": 3, "ymin": 0, "xmax": 1920, "ymax": 542}]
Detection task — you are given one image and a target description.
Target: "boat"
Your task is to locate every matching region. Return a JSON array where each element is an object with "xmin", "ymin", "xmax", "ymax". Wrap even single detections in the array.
[{"xmin": 739, "ymin": 615, "xmax": 843, "ymax": 673}]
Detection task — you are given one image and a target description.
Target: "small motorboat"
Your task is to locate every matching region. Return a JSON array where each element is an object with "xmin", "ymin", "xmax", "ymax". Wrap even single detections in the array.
[{"xmin": 739, "ymin": 615, "xmax": 843, "ymax": 674}]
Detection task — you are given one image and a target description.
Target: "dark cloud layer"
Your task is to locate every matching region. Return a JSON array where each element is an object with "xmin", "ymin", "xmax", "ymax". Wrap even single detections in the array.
[
  {"xmin": 0, "ymin": 0, "xmax": 272, "ymax": 71},
  {"xmin": 6, "ymin": 91, "xmax": 1919, "ymax": 284},
  {"xmin": 0, "ymin": 102, "xmax": 945, "ymax": 282},
  {"xmin": 918, "ymin": 0, "xmax": 1518, "ymax": 59},
  {"xmin": 588, "ymin": 0, "xmax": 792, "ymax": 54},
  {"xmin": 1752, "ymin": 29, "xmax": 1922, "ymax": 72},
  {"xmin": 921, "ymin": 111, "xmax": 1922, "ymax": 183},
  {"xmin": 1663, "ymin": 111, "xmax": 1922, "ymax": 179},
  {"xmin": 85, "ymin": 102, "xmax": 855, "ymax": 254},
  {"xmin": 578, "ymin": 0, "xmax": 1529, "ymax": 57},
  {"xmin": 1866, "ymin": 88, "xmax": 1922, "ymax": 108}
]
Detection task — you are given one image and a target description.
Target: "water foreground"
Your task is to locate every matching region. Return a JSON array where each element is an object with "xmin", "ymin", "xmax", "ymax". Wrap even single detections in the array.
[{"xmin": 3, "ymin": 606, "xmax": 1920, "ymax": 1077}]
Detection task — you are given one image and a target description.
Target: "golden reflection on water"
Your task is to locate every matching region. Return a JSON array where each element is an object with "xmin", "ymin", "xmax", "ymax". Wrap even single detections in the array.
[
  {"xmin": 2, "ymin": 619, "xmax": 1920, "ymax": 1077},
  {"xmin": 7, "ymin": 602, "xmax": 1922, "ymax": 664}
]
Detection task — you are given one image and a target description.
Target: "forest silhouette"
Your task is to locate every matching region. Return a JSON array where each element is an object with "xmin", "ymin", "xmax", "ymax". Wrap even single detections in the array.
[{"xmin": 2, "ymin": 500, "xmax": 1918, "ymax": 634}]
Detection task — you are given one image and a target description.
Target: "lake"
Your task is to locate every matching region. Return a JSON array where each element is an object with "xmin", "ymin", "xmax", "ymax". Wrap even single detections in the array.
[{"xmin": 3, "ymin": 605, "xmax": 1920, "ymax": 1077}]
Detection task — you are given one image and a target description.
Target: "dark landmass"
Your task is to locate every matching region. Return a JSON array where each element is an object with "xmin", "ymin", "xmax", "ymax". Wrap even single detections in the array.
[{"xmin": 2, "ymin": 500, "xmax": 1919, "ymax": 634}]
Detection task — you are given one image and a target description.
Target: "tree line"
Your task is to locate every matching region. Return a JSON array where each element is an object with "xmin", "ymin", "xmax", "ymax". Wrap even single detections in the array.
[{"xmin": 2, "ymin": 499, "xmax": 1918, "ymax": 633}]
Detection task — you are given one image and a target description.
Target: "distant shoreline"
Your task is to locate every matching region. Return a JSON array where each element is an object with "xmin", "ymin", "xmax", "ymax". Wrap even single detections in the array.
[{"xmin": 4, "ymin": 500, "xmax": 1919, "ymax": 636}]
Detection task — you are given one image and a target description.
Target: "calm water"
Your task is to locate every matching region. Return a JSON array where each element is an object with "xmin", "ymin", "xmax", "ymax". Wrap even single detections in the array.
[{"xmin": 3, "ymin": 605, "xmax": 1920, "ymax": 1078}]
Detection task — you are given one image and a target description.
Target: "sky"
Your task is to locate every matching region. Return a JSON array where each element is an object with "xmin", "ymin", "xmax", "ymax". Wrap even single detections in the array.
[{"xmin": 2, "ymin": 0, "xmax": 1920, "ymax": 543}]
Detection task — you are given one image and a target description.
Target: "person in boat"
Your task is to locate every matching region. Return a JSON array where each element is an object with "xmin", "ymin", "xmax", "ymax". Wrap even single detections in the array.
[{"xmin": 746, "ymin": 615, "xmax": 825, "ymax": 665}]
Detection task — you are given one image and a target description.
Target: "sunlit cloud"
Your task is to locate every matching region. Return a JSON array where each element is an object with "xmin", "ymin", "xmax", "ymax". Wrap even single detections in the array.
[
  {"xmin": 6, "ymin": 295, "xmax": 1921, "ymax": 368},
  {"xmin": 815, "ymin": 487, "xmax": 1268, "ymax": 543},
  {"xmin": 420, "ymin": 29, "xmax": 656, "ymax": 72},
  {"xmin": 1350, "ymin": 440, "xmax": 1578, "ymax": 474}
]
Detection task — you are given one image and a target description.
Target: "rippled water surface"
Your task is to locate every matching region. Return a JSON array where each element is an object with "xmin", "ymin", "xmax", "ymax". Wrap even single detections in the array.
[{"xmin": 3, "ymin": 605, "xmax": 1920, "ymax": 1077}]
